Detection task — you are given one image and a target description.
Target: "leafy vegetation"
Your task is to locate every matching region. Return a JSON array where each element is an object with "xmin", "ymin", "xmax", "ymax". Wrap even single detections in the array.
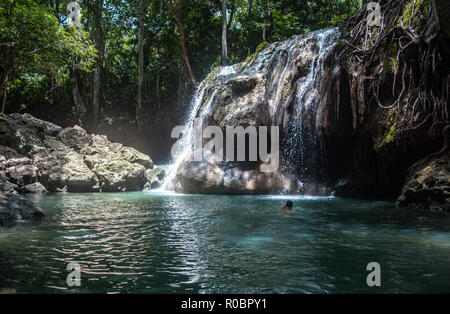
[{"xmin": 0, "ymin": 0, "xmax": 362, "ymax": 130}]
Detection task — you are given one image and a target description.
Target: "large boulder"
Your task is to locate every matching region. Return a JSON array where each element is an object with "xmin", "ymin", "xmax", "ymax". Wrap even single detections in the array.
[
  {"xmin": 84, "ymin": 155, "xmax": 146, "ymax": 192},
  {"xmin": 0, "ymin": 192, "xmax": 45, "ymax": 227},
  {"xmin": 8, "ymin": 113, "xmax": 62, "ymax": 136},
  {"xmin": 119, "ymin": 146, "xmax": 153, "ymax": 169},
  {"xmin": 0, "ymin": 173, "xmax": 18, "ymax": 194},
  {"xmin": 22, "ymin": 182, "xmax": 48, "ymax": 194},
  {"xmin": 80, "ymin": 134, "xmax": 152, "ymax": 192},
  {"xmin": 396, "ymin": 155, "xmax": 450, "ymax": 212},
  {"xmin": 33, "ymin": 150, "xmax": 99, "ymax": 193},
  {"xmin": 0, "ymin": 116, "xmax": 47, "ymax": 155},
  {"xmin": 0, "ymin": 114, "xmax": 155, "ymax": 194},
  {"xmin": 5, "ymin": 163, "xmax": 39, "ymax": 186},
  {"xmin": 175, "ymin": 160, "xmax": 301, "ymax": 195},
  {"xmin": 88, "ymin": 160, "xmax": 145, "ymax": 192},
  {"xmin": 166, "ymin": 31, "xmax": 339, "ymax": 195},
  {"xmin": 57, "ymin": 125, "xmax": 91, "ymax": 150}
]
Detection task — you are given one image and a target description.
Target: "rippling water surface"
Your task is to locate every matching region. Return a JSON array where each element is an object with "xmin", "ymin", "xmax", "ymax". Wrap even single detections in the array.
[{"xmin": 0, "ymin": 192, "xmax": 449, "ymax": 293}]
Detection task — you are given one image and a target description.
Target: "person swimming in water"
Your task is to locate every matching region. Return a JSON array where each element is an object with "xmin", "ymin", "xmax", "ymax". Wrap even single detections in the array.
[{"xmin": 279, "ymin": 200, "xmax": 293, "ymax": 214}]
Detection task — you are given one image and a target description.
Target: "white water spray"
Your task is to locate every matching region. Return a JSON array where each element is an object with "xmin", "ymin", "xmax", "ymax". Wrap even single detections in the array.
[
  {"xmin": 161, "ymin": 66, "xmax": 236, "ymax": 190},
  {"xmin": 161, "ymin": 29, "xmax": 339, "ymax": 192}
]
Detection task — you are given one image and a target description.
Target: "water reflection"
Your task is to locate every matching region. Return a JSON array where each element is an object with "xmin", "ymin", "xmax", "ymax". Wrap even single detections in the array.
[{"xmin": 0, "ymin": 192, "xmax": 449, "ymax": 293}]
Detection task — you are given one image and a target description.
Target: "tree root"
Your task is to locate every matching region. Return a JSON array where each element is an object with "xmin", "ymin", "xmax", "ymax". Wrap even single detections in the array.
[{"xmin": 337, "ymin": 0, "xmax": 449, "ymax": 140}]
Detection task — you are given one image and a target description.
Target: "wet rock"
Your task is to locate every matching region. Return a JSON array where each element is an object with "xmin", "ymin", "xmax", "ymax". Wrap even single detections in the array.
[
  {"xmin": 168, "ymin": 30, "xmax": 340, "ymax": 195},
  {"xmin": 396, "ymin": 155, "xmax": 450, "ymax": 212},
  {"xmin": 0, "ymin": 192, "xmax": 45, "ymax": 227},
  {"xmin": 228, "ymin": 74, "xmax": 261, "ymax": 96},
  {"xmin": 145, "ymin": 166, "xmax": 166, "ymax": 189},
  {"xmin": 22, "ymin": 182, "xmax": 48, "ymax": 194},
  {"xmin": 175, "ymin": 160, "xmax": 301, "ymax": 195}
]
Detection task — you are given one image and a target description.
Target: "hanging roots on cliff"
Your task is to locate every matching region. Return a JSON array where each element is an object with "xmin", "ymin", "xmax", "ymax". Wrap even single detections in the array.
[{"xmin": 337, "ymin": 0, "xmax": 449, "ymax": 144}]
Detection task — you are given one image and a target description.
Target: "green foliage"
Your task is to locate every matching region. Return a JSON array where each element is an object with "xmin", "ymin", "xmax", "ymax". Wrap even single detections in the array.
[
  {"xmin": 60, "ymin": 27, "xmax": 97, "ymax": 72},
  {"xmin": 1, "ymin": 0, "xmax": 362, "ymax": 124},
  {"xmin": 0, "ymin": 0, "xmax": 98, "ymax": 115},
  {"xmin": 401, "ymin": 0, "xmax": 431, "ymax": 27},
  {"xmin": 245, "ymin": 41, "xmax": 269, "ymax": 63},
  {"xmin": 255, "ymin": 41, "xmax": 269, "ymax": 53},
  {"xmin": 0, "ymin": 0, "xmax": 61, "ymax": 70}
]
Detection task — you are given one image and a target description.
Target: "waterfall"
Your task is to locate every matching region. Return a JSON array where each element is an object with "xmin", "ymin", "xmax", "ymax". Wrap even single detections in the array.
[
  {"xmin": 282, "ymin": 28, "xmax": 339, "ymax": 183},
  {"xmin": 162, "ymin": 28, "xmax": 339, "ymax": 193},
  {"xmin": 161, "ymin": 66, "xmax": 236, "ymax": 190},
  {"xmin": 269, "ymin": 35, "xmax": 300, "ymax": 117}
]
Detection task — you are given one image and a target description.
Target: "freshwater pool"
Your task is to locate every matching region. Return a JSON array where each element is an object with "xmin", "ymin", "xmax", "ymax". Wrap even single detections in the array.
[{"xmin": 0, "ymin": 191, "xmax": 449, "ymax": 293}]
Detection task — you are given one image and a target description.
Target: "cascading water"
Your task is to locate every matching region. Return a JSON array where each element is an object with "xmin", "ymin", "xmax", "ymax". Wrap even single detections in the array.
[
  {"xmin": 162, "ymin": 28, "xmax": 339, "ymax": 194},
  {"xmin": 161, "ymin": 66, "xmax": 236, "ymax": 190},
  {"xmin": 280, "ymin": 28, "xmax": 339, "ymax": 184}
]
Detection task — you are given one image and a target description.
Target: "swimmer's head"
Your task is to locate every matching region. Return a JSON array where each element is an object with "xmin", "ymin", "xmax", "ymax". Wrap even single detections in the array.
[{"xmin": 286, "ymin": 201, "xmax": 293, "ymax": 209}]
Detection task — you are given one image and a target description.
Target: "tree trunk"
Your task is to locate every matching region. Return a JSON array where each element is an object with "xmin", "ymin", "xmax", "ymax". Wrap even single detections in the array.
[
  {"xmin": 227, "ymin": 0, "xmax": 235, "ymax": 30},
  {"xmin": 248, "ymin": 0, "xmax": 253, "ymax": 18},
  {"xmin": 156, "ymin": 75, "xmax": 160, "ymax": 108},
  {"xmin": 1, "ymin": 76, "xmax": 7, "ymax": 114},
  {"xmin": 169, "ymin": 0, "xmax": 197, "ymax": 87},
  {"xmin": 0, "ymin": 69, "xmax": 9, "ymax": 114},
  {"xmin": 72, "ymin": 62, "xmax": 87, "ymax": 125},
  {"xmin": 263, "ymin": 19, "xmax": 266, "ymax": 42},
  {"xmin": 155, "ymin": 44, "xmax": 161, "ymax": 109},
  {"xmin": 221, "ymin": 0, "xmax": 228, "ymax": 66},
  {"xmin": 137, "ymin": 0, "xmax": 149, "ymax": 130},
  {"xmin": 432, "ymin": 0, "xmax": 450, "ymax": 39},
  {"xmin": 91, "ymin": 0, "xmax": 105, "ymax": 130}
]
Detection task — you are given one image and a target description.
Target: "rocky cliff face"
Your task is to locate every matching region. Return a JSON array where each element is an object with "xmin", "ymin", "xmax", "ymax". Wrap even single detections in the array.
[
  {"xmin": 0, "ymin": 113, "xmax": 164, "ymax": 226},
  {"xmin": 319, "ymin": 0, "xmax": 449, "ymax": 212},
  {"xmin": 0, "ymin": 113, "xmax": 157, "ymax": 193},
  {"xmin": 164, "ymin": 0, "xmax": 449, "ymax": 212},
  {"xmin": 164, "ymin": 29, "xmax": 340, "ymax": 195}
]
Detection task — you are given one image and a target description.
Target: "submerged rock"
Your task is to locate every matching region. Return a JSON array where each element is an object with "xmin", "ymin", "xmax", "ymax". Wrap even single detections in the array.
[{"xmin": 0, "ymin": 191, "xmax": 45, "ymax": 227}]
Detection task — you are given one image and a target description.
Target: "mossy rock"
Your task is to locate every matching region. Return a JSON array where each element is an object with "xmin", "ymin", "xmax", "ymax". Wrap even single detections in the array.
[
  {"xmin": 372, "ymin": 108, "xmax": 398, "ymax": 151},
  {"xmin": 397, "ymin": 154, "xmax": 450, "ymax": 212},
  {"xmin": 400, "ymin": 0, "xmax": 431, "ymax": 28}
]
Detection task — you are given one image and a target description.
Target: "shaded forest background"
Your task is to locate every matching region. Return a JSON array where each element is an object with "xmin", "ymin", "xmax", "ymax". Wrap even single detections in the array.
[{"xmin": 1, "ymin": 0, "xmax": 362, "ymax": 162}]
